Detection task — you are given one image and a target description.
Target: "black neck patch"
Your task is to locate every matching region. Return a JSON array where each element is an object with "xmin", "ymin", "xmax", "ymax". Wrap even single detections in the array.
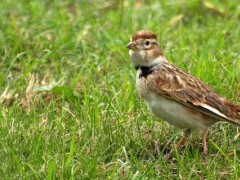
[{"xmin": 135, "ymin": 64, "xmax": 157, "ymax": 78}]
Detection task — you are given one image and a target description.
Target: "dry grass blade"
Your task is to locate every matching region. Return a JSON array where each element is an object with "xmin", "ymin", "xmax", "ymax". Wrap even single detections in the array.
[
  {"xmin": 168, "ymin": 14, "xmax": 184, "ymax": 26},
  {"xmin": 203, "ymin": 1, "xmax": 226, "ymax": 16},
  {"xmin": 0, "ymin": 86, "xmax": 15, "ymax": 107}
]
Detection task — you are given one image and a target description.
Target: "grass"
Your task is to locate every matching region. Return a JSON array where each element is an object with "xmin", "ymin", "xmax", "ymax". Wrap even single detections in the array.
[{"xmin": 0, "ymin": 0, "xmax": 240, "ymax": 179}]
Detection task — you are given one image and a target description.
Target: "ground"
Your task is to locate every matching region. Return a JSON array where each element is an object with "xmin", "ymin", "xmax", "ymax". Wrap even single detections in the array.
[{"xmin": 0, "ymin": 0, "xmax": 240, "ymax": 179}]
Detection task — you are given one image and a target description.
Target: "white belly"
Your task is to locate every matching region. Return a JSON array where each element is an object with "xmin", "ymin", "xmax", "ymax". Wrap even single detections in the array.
[{"xmin": 144, "ymin": 92, "xmax": 208, "ymax": 130}]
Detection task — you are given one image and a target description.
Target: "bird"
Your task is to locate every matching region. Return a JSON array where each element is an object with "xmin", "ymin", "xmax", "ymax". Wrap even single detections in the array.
[{"xmin": 126, "ymin": 30, "xmax": 240, "ymax": 155}]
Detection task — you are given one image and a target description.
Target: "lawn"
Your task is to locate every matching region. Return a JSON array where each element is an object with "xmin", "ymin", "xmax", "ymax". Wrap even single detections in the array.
[{"xmin": 0, "ymin": 0, "xmax": 240, "ymax": 179}]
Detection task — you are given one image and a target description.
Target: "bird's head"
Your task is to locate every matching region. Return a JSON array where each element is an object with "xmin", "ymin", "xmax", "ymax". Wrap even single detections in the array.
[{"xmin": 126, "ymin": 30, "xmax": 164, "ymax": 67}]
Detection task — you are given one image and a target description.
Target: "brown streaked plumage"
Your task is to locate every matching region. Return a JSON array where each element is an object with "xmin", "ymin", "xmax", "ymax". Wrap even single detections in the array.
[
  {"xmin": 127, "ymin": 30, "xmax": 240, "ymax": 156},
  {"xmin": 150, "ymin": 63, "xmax": 240, "ymax": 124}
]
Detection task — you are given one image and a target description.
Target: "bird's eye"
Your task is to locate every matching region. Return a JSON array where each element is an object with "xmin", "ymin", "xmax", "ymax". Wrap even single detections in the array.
[{"xmin": 145, "ymin": 41, "xmax": 150, "ymax": 45}]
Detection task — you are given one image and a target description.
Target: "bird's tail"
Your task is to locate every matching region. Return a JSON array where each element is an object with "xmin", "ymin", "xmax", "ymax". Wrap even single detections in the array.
[{"xmin": 224, "ymin": 102, "xmax": 240, "ymax": 126}]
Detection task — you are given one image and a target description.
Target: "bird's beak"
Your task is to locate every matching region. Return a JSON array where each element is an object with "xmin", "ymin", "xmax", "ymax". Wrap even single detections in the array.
[{"xmin": 126, "ymin": 42, "xmax": 137, "ymax": 50}]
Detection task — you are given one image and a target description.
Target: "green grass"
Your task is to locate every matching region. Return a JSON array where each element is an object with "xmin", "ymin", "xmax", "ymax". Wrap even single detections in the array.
[{"xmin": 0, "ymin": 0, "xmax": 240, "ymax": 179}]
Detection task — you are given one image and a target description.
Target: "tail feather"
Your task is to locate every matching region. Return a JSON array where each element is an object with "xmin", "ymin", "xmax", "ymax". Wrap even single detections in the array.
[
  {"xmin": 236, "ymin": 104, "xmax": 240, "ymax": 119},
  {"xmin": 224, "ymin": 102, "xmax": 240, "ymax": 125}
]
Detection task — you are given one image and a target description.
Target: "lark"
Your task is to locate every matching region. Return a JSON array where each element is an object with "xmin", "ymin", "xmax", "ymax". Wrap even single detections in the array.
[{"xmin": 127, "ymin": 30, "xmax": 240, "ymax": 155}]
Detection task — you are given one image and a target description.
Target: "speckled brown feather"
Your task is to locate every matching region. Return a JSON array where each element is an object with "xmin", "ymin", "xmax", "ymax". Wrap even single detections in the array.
[{"xmin": 146, "ymin": 61, "xmax": 240, "ymax": 125}]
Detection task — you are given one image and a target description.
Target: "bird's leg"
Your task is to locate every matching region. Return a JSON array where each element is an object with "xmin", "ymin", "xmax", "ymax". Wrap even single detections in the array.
[
  {"xmin": 164, "ymin": 128, "xmax": 191, "ymax": 160},
  {"xmin": 202, "ymin": 130, "xmax": 208, "ymax": 155},
  {"xmin": 177, "ymin": 128, "xmax": 191, "ymax": 148}
]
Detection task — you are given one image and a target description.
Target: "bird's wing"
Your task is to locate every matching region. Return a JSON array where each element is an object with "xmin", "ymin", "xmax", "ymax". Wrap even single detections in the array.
[{"xmin": 148, "ymin": 63, "xmax": 240, "ymax": 125}]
